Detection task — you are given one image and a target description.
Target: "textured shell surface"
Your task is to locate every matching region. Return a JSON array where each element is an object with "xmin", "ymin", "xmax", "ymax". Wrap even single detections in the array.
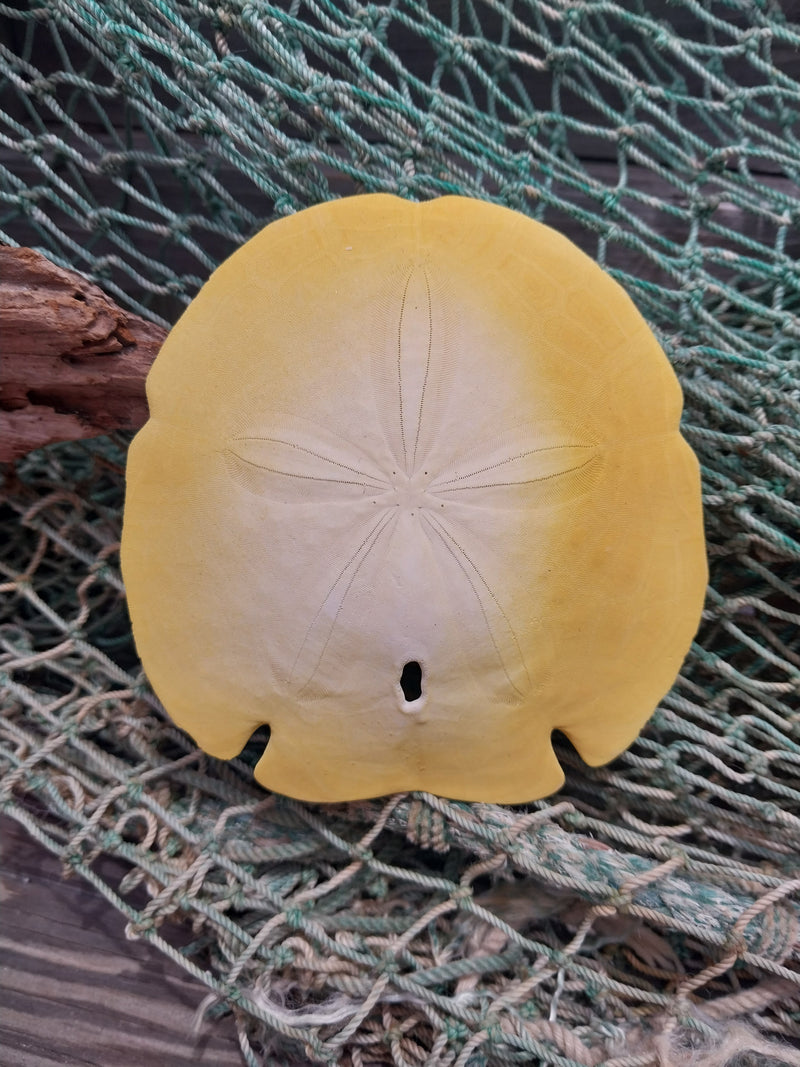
[{"xmin": 121, "ymin": 194, "xmax": 707, "ymax": 803}]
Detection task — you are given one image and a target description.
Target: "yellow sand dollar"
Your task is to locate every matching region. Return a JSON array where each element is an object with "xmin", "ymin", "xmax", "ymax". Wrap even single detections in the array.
[{"xmin": 121, "ymin": 195, "xmax": 707, "ymax": 803}]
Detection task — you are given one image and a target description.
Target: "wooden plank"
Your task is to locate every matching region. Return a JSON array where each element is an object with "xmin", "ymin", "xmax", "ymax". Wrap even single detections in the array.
[{"xmin": 0, "ymin": 816, "xmax": 244, "ymax": 1067}]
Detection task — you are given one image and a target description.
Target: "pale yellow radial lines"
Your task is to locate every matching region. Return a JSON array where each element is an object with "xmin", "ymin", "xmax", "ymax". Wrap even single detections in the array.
[
  {"xmin": 411, "ymin": 268, "xmax": 434, "ymax": 472},
  {"xmin": 226, "ymin": 432, "xmax": 391, "ymax": 497},
  {"xmin": 396, "ymin": 269, "xmax": 413, "ymax": 474},
  {"xmin": 290, "ymin": 508, "xmax": 398, "ymax": 694},
  {"xmin": 232, "ymin": 435, "xmax": 390, "ymax": 485},
  {"xmin": 432, "ymin": 445, "xmax": 598, "ymax": 493},
  {"xmin": 419, "ymin": 508, "xmax": 530, "ymax": 699},
  {"xmin": 435, "ymin": 457, "xmax": 600, "ymax": 497},
  {"xmin": 395, "ymin": 265, "xmax": 435, "ymax": 478},
  {"xmin": 228, "ymin": 451, "xmax": 388, "ymax": 492}
]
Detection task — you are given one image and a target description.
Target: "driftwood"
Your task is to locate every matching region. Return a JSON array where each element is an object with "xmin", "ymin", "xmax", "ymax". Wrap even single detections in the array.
[{"xmin": 0, "ymin": 247, "xmax": 166, "ymax": 462}]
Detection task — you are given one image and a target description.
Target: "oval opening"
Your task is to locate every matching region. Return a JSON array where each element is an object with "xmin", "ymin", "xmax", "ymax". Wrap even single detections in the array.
[{"xmin": 400, "ymin": 661, "xmax": 423, "ymax": 702}]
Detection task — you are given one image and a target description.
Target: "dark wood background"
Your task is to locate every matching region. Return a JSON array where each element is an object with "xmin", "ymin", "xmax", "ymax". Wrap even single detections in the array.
[{"xmin": 0, "ymin": 817, "xmax": 244, "ymax": 1066}]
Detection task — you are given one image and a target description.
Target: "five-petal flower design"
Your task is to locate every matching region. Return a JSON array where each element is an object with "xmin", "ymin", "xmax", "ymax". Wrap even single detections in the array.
[{"xmin": 225, "ymin": 264, "xmax": 600, "ymax": 701}]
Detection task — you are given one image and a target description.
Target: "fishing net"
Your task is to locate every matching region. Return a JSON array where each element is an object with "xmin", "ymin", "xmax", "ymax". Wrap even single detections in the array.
[{"xmin": 1, "ymin": 1, "xmax": 799, "ymax": 1064}]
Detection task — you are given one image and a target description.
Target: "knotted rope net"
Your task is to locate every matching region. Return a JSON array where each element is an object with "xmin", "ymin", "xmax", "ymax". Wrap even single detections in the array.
[{"xmin": 1, "ymin": 2, "xmax": 799, "ymax": 1064}]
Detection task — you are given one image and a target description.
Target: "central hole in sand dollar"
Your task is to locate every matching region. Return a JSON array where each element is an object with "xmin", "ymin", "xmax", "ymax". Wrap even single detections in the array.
[{"xmin": 400, "ymin": 661, "xmax": 423, "ymax": 702}]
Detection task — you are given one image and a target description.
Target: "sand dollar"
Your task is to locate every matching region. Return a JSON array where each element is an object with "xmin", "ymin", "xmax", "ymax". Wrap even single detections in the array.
[{"xmin": 121, "ymin": 195, "xmax": 707, "ymax": 803}]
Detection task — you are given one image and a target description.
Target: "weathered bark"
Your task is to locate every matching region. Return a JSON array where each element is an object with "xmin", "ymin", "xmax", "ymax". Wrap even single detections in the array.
[{"xmin": 0, "ymin": 247, "xmax": 167, "ymax": 462}]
